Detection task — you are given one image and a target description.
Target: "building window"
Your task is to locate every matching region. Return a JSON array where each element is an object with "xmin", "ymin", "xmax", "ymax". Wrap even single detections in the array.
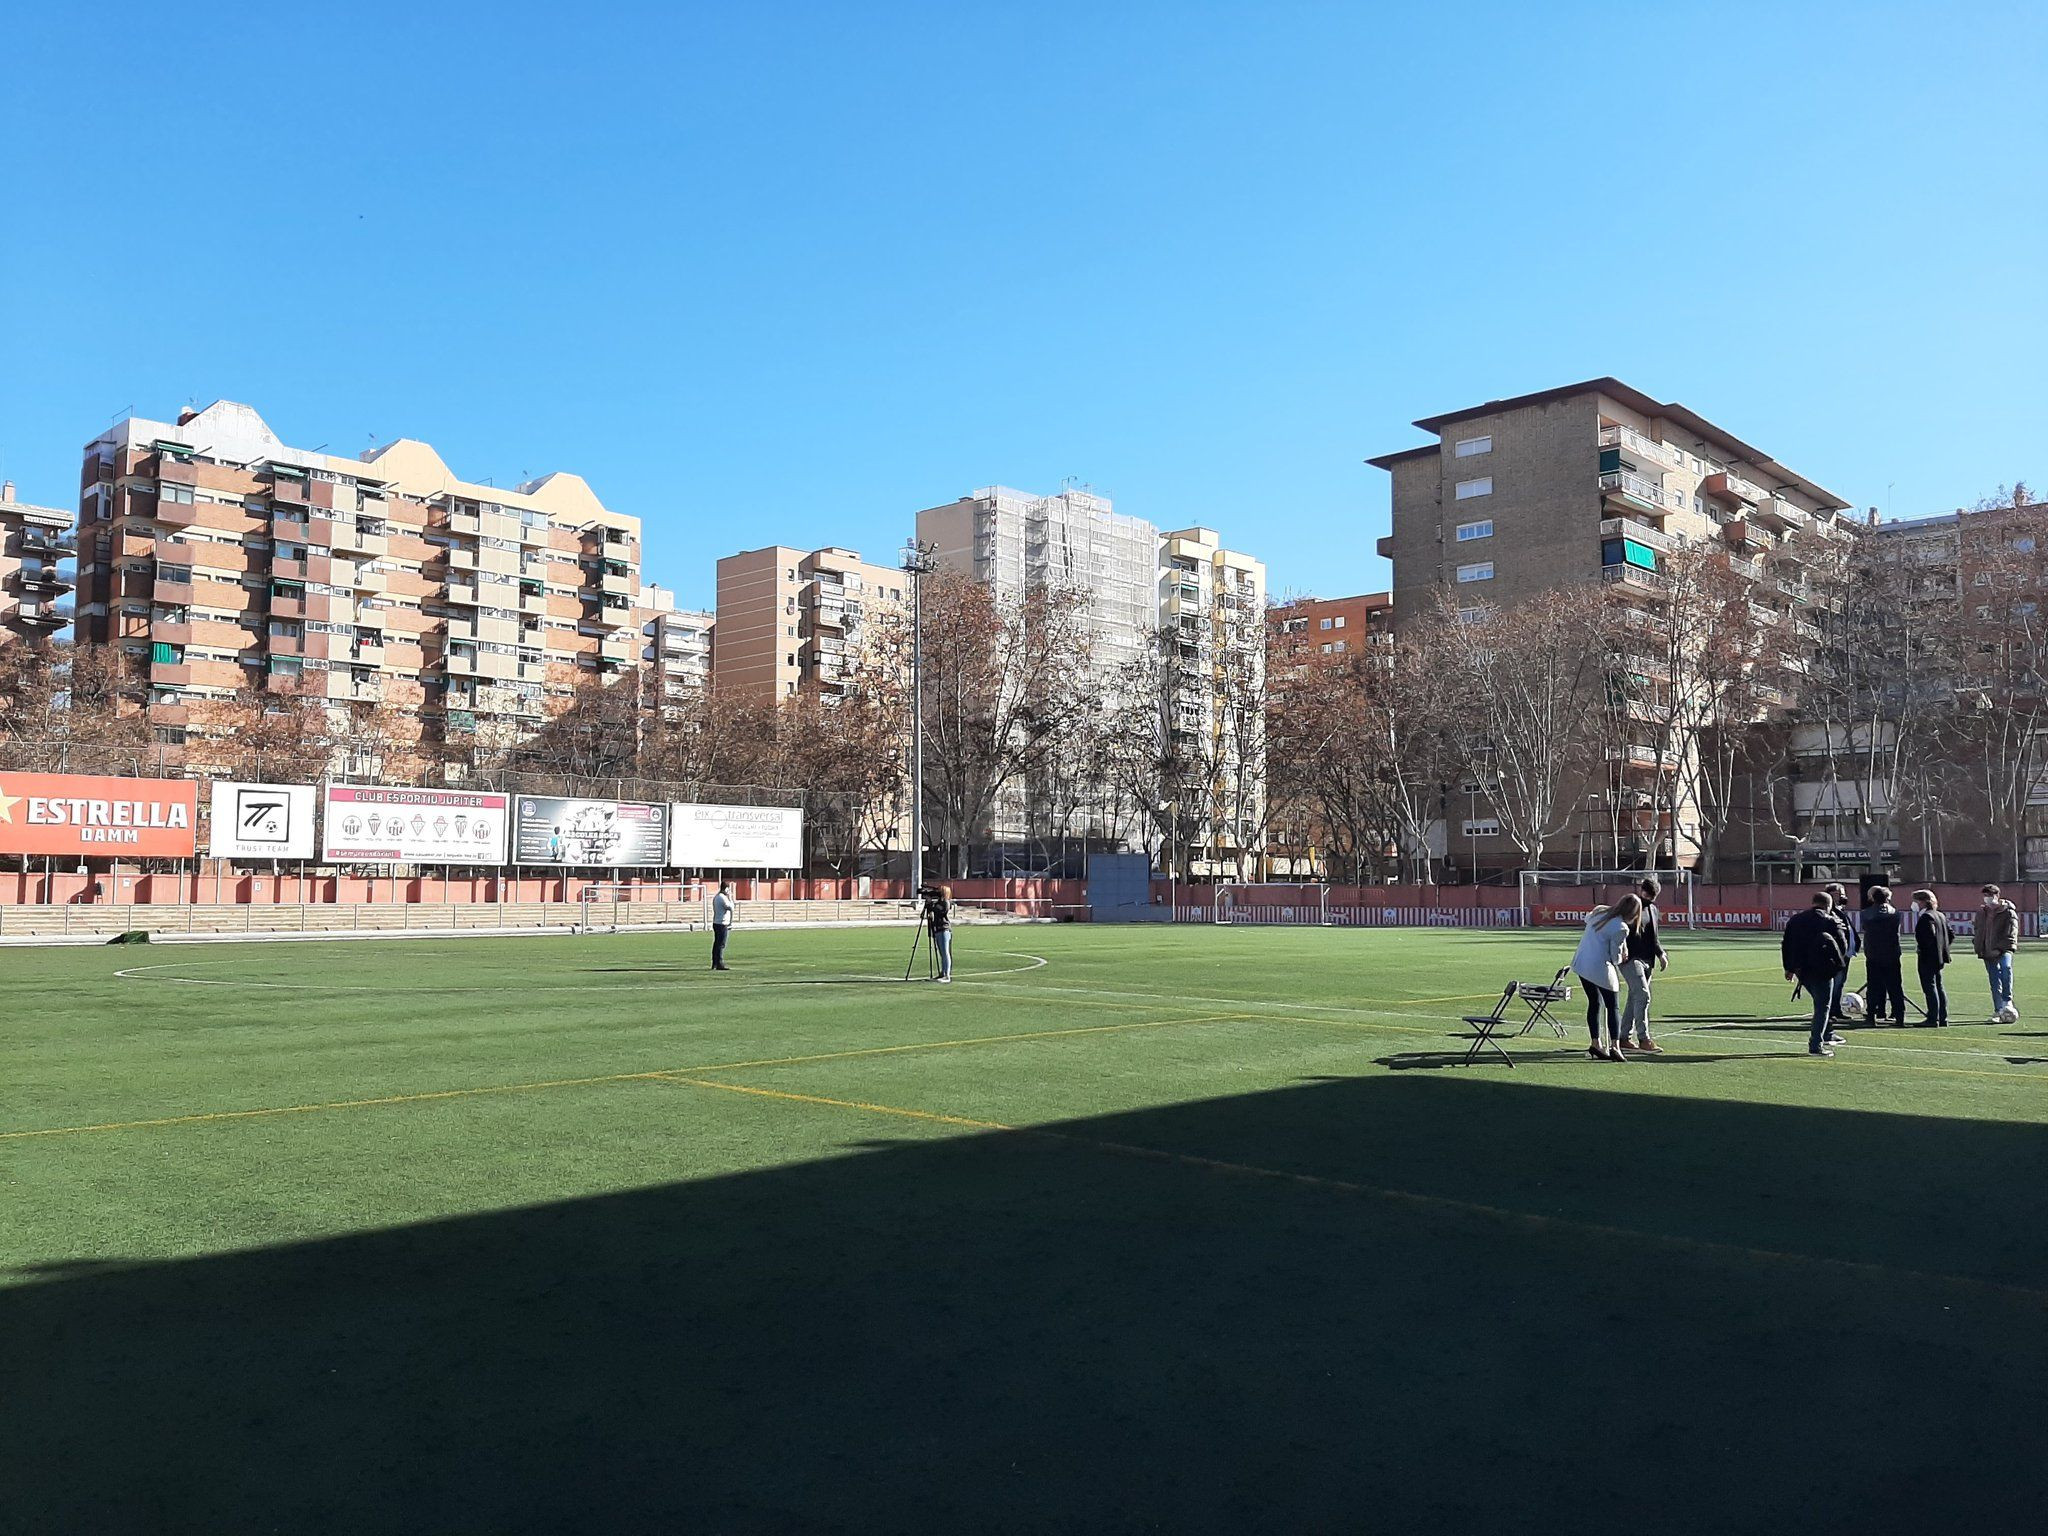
[
  {"xmin": 1456, "ymin": 520, "xmax": 1493, "ymax": 542},
  {"xmin": 1319, "ymin": 617, "xmax": 1333, "ymax": 630},
  {"xmin": 1332, "ymin": 639, "xmax": 1347, "ymax": 652},
  {"xmin": 1454, "ymin": 477, "xmax": 1493, "ymax": 500},
  {"xmin": 1332, "ymin": 615, "xmax": 1346, "ymax": 627},
  {"xmin": 1462, "ymin": 818, "xmax": 1502, "ymax": 837},
  {"xmin": 1454, "ymin": 435, "xmax": 1492, "ymax": 458},
  {"xmin": 1456, "ymin": 562, "xmax": 1495, "ymax": 583},
  {"xmin": 1457, "ymin": 605, "xmax": 1485, "ymax": 624}
]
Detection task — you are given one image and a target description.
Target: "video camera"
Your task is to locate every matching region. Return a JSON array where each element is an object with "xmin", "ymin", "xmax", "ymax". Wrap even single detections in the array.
[{"xmin": 914, "ymin": 884, "xmax": 947, "ymax": 916}]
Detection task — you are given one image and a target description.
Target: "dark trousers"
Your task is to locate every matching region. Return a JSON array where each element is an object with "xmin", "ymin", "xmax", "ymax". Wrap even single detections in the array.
[
  {"xmin": 1801, "ymin": 972, "xmax": 1838, "ymax": 1050},
  {"xmin": 711, "ymin": 923, "xmax": 730, "ymax": 969},
  {"xmin": 1865, "ymin": 958, "xmax": 1906, "ymax": 1022},
  {"xmin": 1584, "ymin": 982, "xmax": 1619, "ymax": 1047},
  {"xmin": 1919, "ymin": 960, "xmax": 1948, "ymax": 1025}
]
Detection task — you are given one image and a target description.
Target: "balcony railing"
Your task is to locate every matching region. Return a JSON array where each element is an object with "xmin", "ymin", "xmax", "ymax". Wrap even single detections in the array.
[
  {"xmin": 1703, "ymin": 469, "xmax": 1767, "ymax": 506},
  {"xmin": 1597, "ymin": 424, "xmax": 1682, "ymax": 472},
  {"xmin": 1600, "ymin": 563, "xmax": 1670, "ymax": 592},
  {"xmin": 1598, "ymin": 516, "xmax": 1677, "ymax": 552},
  {"xmin": 1598, "ymin": 471, "xmax": 1666, "ymax": 510}
]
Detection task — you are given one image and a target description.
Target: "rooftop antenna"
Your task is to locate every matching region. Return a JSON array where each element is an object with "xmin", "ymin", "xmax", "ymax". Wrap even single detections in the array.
[{"xmin": 108, "ymin": 404, "xmax": 135, "ymax": 426}]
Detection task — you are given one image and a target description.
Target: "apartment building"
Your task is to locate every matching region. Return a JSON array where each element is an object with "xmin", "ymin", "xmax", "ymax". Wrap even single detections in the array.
[
  {"xmin": 1370, "ymin": 378, "xmax": 1852, "ymax": 873},
  {"xmin": 1, "ymin": 482, "xmax": 74, "ymax": 643},
  {"xmin": 637, "ymin": 584, "xmax": 713, "ymax": 720},
  {"xmin": 73, "ymin": 401, "xmax": 641, "ymax": 756},
  {"xmin": 712, "ymin": 545, "xmax": 905, "ymax": 704},
  {"xmin": 1159, "ymin": 527, "xmax": 1268, "ymax": 876},
  {"xmin": 917, "ymin": 486, "xmax": 1160, "ymax": 680},
  {"xmin": 1268, "ymin": 591, "xmax": 1392, "ymax": 659}
]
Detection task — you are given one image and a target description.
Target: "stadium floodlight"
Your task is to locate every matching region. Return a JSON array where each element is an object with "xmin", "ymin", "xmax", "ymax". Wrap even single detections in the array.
[{"xmin": 900, "ymin": 538, "xmax": 939, "ymax": 895}]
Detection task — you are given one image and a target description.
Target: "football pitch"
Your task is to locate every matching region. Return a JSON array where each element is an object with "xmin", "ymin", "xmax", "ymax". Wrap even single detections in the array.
[{"xmin": 6, "ymin": 923, "xmax": 2047, "ymax": 1533}]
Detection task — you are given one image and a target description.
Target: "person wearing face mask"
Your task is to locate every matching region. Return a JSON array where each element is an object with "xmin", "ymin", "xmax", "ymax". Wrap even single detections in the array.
[{"xmin": 1911, "ymin": 889, "xmax": 1952, "ymax": 1028}]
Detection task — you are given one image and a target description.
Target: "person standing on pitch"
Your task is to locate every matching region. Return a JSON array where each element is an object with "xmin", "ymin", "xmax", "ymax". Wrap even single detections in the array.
[
  {"xmin": 1823, "ymin": 882, "xmax": 1859, "ymax": 1026},
  {"xmin": 1617, "ymin": 877, "xmax": 1668, "ymax": 1053},
  {"xmin": 710, "ymin": 879, "xmax": 735, "ymax": 971},
  {"xmin": 1912, "ymin": 889, "xmax": 1952, "ymax": 1027},
  {"xmin": 1573, "ymin": 893, "xmax": 1641, "ymax": 1062},
  {"xmin": 1974, "ymin": 884, "xmax": 2019, "ymax": 1019},
  {"xmin": 1783, "ymin": 891, "xmax": 1848, "ymax": 1057},
  {"xmin": 928, "ymin": 884, "xmax": 954, "ymax": 983},
  {"xmin": 1859, "ymin": 885, "xmax": 1907, "ymax": 1025}
]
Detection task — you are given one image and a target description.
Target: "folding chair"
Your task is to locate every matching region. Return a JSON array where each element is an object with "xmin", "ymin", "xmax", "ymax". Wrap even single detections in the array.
[
  {"xmin": 1460, "ymin": 982, "xmax": 1520, "ymax": 1067},
  {"xmin": 1514, "ymin": 968, "xmax": 1574, "ymax": 1038}
]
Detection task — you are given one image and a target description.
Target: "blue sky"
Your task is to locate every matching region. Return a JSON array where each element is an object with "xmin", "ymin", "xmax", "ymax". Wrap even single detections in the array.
[{"xmin": 4, "ymin": 1, "xmax": 2042, "ymax": 608}]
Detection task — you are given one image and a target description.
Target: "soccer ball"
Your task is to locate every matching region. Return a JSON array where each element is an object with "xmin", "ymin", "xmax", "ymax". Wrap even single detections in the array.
[
  {"xmin": 1997, "ymin": 1004, "xmax": 2020, "ymax": 1025},
  {"xmin": 1839, "ymin": 991, "xmax": 1865, "ymax": 1020}
]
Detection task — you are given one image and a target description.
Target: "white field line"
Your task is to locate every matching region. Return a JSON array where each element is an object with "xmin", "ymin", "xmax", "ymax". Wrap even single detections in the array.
[{"xmin": 113, "ymin": 952, "xmax": 1050, "ymax": 992}]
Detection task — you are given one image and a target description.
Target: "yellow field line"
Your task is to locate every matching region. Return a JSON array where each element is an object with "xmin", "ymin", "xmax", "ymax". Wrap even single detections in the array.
[
  {"xmin": 0, "ymin": 1011, "xmax": 1256, "ymax": 1142},
  {"xmin": 658, "ymin": 1075, "xmax": 2048, "ymax": 1305}
]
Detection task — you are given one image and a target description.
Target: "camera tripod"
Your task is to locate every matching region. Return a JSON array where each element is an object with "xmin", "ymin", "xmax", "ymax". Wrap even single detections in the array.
[{"xmin": 903, "ymin": 901, "xmax": 941, "ymax": 982}]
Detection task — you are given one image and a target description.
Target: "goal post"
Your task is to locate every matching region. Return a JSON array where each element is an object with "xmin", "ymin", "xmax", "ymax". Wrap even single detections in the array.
[
  {"xmin": 1212, "ymin": 883, "xmax": 1331, "ymax": 927},
  {"xmin": 579, "ymin": 880, "xmax": 710, "ymax": 933},
  {"xmin": 1516, "ymin": 868, "xmax": 1694, "ymax": 931}
]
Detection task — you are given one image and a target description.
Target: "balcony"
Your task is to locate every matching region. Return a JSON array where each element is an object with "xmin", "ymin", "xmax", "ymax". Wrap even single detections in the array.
[
  {"xmin": 149, "ymin": 660, "xmax": 193, "ymax": 686},
  {"xmin": 155, "ymin": 500, "xmax": 200, "ymax": 530},
  {"xmin": 1598, "ymin": 424, "xmax": 1683, "ymax": 473},
  {"xmin": 1724, "ymin": 555, "xmax": 1762, "ymax": 580},
  {"xmin": 272, "ymin": 555, "xmax": 309, "ymax": 580},
  {"xmin": 11, "ymin": 564, "xmax": 72, "ymax": 595},
  {"xmin": 444, "ymin": 652, "xmax": 479, "ymax": 676},
  {"xmin": 1754, "ymin": 496, "xmax": 1810, "ymax": 531},
  {"xmin": 1748, "ymin": 601, "xmax": 1782, "ymax": 627},
  {"xmin": 1597, "ymin": 516, "xmax": 1676, "ymax": 553},
  {"xmin": 269, "ymin": 591, "xmax": 307, "ymax": 619},
  {"xmin": 446, "ymin": 582, "xmax": 482, "ymax": 607},
  {"xmin": 1604, "ymin": 744, "xmax": 1676, "ymax": 771},
  {"xmin": 1598, "ymin": 471, "xmax": 1666, "ymax": 516},
  {"xmin": 445, "ymin": 544, "xmax": 480, "ymax": 572},
  {"xmin": 15, "ymin": 525, "xmax": 74, "ymax": 558},
  {"xmin": 14, "ymin": 600, "xmax": 70, "ymax": 629},
  {"xmin": 600, "ymin": 570, "xmax": 632, "ymax": 597},
  {"xmin": 1702, "ymin": 469, "xmax": 1766, "ymax": 507},
  {"xmin": 1600, "ymin": 563, "xmax": 1669, "ymax": 594},
  {"xmin": 519, "ymin": 588, "xmax": 549, "ymax": 616}
]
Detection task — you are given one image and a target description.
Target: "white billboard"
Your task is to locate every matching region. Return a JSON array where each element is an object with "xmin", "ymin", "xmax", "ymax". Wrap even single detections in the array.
[
  {"xmin": 208, "ymin": 780, "xmax": 317, "ymax": 860},
  {"xmin": 669, "ymin": 803, "xmax": 804, "ymax": 869},
  {"xmin": 321, "ymin": 784, "xmax": 509, "ymax": 865}
]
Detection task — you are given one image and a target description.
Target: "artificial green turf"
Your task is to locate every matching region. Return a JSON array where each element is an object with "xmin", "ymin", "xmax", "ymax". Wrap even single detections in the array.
[{"xmin": 5, "ymin": 924, "xmax": 2046, "ymax": 1533}]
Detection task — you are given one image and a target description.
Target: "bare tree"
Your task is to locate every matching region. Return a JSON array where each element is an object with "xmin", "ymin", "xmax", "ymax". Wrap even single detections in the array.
[
  {"xmin": 1423, "ymin": 587, "xmax": 1608, "ymax": 875},
  {"xmin": 915, "ymin": 572, "xmax": 1091, "ymax": 877}
]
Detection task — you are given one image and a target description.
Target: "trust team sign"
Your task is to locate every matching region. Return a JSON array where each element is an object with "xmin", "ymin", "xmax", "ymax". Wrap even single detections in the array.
[{"xmin": 0, "ymin": 773, "xmax": 199, "ymax": 857}]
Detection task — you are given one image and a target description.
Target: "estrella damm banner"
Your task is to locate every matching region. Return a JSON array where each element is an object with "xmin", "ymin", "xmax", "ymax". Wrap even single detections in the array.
[{"xmin": 0, "ymin": 773, "xmax": 199, "ymax": 857}]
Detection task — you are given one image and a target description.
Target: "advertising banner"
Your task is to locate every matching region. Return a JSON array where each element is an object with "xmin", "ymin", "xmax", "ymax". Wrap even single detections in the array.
[
  {"xmin": 1534, "ymin": 904, "xmax": 1771, "ymax": 930},
  {"xmin": 669, "ymin": 803, "xmax": 804, "ymax": 868},
  {"xmin": 208, "ymin": 780, "xmax": 316, "ymax": 860},
  {"xmin": 0, "ymin": 772, "xmax": 197, "ymax": 857},
  {"xmin": 321, "ymin": 784, "xmax": 508, "ymax": 865},
  {"xmin": 513, "ymin": 795, "xmax": 669, "ymax": 867}
]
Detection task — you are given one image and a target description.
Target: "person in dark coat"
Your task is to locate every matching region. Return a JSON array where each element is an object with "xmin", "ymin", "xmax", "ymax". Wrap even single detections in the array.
[
  {"xmin": 1912, "ymin": 888, "xmax": 1953, "ymax": 1027},
  {"xmin": 1859, "ymin": 885, "xmax": 1907, "ymax": 1025},
  {"xmin": 1823, "ymin": 882, "xmax": 1859, "ymax": 1025},
  {"xmin": 1783, "ymin": 891, "xmax": 1848, "ymax": 1057}
]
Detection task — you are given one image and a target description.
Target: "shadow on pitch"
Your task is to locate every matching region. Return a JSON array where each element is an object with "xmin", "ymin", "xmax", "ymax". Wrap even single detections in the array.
[{"xmin": 8, "ymin": 1076, "xmax": 2047, "ymax": 1535}]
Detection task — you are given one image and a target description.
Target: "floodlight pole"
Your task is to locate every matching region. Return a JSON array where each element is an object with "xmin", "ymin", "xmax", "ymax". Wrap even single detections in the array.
[{"xmin": 901, "ymin": 538, "xmax": 938, "ymax": 894}]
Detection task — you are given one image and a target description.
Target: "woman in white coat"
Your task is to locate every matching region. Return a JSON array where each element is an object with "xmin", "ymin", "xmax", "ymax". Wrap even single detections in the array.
[{"xmin": 1573, "ymin": 893, "xmax": 1643, "ymax": 1062}]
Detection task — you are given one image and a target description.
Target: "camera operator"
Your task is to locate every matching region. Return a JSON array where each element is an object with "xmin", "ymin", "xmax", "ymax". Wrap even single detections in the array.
[{"xmin": 920, "ymin": 884, "xmax": 954, "ymax": 983}]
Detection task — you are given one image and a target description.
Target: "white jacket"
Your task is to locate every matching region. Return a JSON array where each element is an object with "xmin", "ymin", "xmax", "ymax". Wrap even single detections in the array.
[
  {"xmin": 1572, "ymin": 914, "xmax": 1630, "ymax": 992},
  {"xmin": 711, "ymin": 890, "xmax": 735, "ymax": 926}
]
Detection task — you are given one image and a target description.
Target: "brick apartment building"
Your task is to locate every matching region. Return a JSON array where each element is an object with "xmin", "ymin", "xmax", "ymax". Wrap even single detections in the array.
[
  {"xmin": 1268, "ymin": 591, "xmax": 1391, "ymax": 660},
  {"xmin": 1370, "ymin": 378, "xmax": 1855, "ymax": 875},
  {"xmin": 73, "ymin": 401, "xmax": 642, "ymax": 761},
  {"xmin": 711, "ymin": 545, "xmax": 905, "ymax": 705}
]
